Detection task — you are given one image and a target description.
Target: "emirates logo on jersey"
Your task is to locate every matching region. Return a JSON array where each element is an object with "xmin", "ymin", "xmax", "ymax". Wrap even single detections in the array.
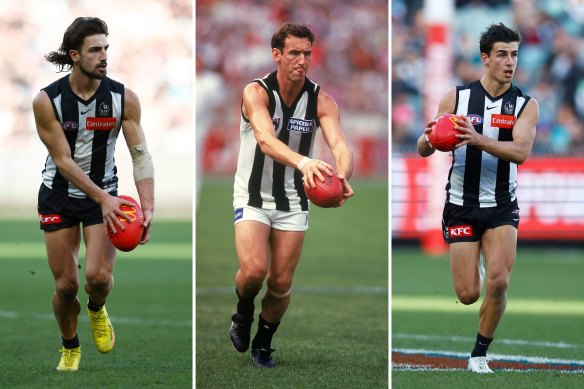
[
  {"xmin": 491, "ymin": 114, "xmax": 515, "ymax": 129},
  {"xmin": 86, "ymin": 117, "xmax": 117, "ymax": 131}
]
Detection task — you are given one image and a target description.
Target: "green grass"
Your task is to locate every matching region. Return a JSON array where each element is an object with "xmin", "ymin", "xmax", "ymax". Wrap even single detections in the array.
[
  {"xmin": 392, "ymin": 246, "xmax": 584, "ymax": 388},
  {"xmin": 0, "ymin": 220, "xmax": 192, "ymax": 388},
  {"xmin": 196, "ymin": 177, "xmax": 388, "ymax": 388}
]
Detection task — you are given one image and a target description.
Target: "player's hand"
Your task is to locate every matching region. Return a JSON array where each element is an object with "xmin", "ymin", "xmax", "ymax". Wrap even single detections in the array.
[
  {"xmin": 100, "ymin": 194, "xmax": 134, "ymax": 235},
  {"xmin": 300, "ymin": 158, "xmax": 333, "ymax": 189},
  {"xmin": 140, "ymin": 207, "xmax": 154, "ymax": 244},
  {"xmin": 336, "ymin": 174, "xmax": 354, "ymax": 207},
  {"xmin": 453, "ymin": 116, "xmax": 481, "ymax": 148}
]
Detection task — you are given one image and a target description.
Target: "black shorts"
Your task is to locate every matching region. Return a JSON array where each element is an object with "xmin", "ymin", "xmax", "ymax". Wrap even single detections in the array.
[
  {"xmin": 441, "ymin": 200, "xmax": 520, "ymax": 244},
  {"xmin": 37, "ymin": 184, "xmax": 117, "ymax": 232}
]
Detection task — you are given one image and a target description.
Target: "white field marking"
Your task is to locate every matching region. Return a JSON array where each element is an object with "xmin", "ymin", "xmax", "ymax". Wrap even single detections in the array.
[
  {"xmin": 393, "ymin": 295, "xmax": 584, "ymax": 315},
  {"xmin": 2, "ymin": 310, "xmax": 191, "ymax": 327},
  {"xmin": 196, "ymin": 286, "xmax": 387, "ymax": 295},
  {"xmin": 0, "ymin": 243, "xmax": 191, "ymax": 260},
  {"xmin": 392, "ymin": 364, "xmax": 584, "ymax": 373},
  {"xmin": 393, "ymin": 348, "xmax": 584, "ymax": 367},
  {"xmin": 394, "ymin": 333, "xmax": 582, "ymax": 349}
]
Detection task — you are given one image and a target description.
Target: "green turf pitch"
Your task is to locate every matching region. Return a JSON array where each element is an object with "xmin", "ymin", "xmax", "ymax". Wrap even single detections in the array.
[
  {"xmin": 0, "ymin": 219, "xmax": 192, "ymax": 388},
  {"xmin": 392, "ymin": 246, "xmax": 584, "ymax": 388},
  {"xmin": 196, "ymin": 177, "xmax": 388, "ymax": 388}
]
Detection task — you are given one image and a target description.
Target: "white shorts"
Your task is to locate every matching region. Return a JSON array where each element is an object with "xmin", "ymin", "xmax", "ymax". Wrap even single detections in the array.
[{"xmin": 234, "ymin": 206, "xmax": 309, "ymax": 231}]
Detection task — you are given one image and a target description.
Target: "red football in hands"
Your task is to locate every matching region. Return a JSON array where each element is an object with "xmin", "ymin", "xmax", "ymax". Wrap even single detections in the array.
[
  {"xmin": 108, "ymin": 195, "xmax": 144, "ymax": 252},
  {"xmin": 305, "ymin": 174, "xmax": 344, "ymax": 208},
  {"xmin": 428, "ymin": 113, "xmax": 463, "ymax": 152}
]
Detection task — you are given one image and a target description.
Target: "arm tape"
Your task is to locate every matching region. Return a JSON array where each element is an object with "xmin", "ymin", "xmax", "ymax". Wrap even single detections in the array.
[{"xmin": 129, "ymin": 142, "xmax": 154, "ymax": 182}]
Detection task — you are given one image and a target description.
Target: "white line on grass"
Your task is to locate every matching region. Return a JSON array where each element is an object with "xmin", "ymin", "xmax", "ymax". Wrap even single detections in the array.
[
  {"xmin": 1, "ymin": 309, "xmax": 191, "ymax": 327},
  {"xmin": 196, "ymin": 286, "xmax": 387, "ymax": 295},
  {"xmin": 393, "ymin": 348, "xmax": 584, "ymax": 367},
  {"xmin": 394, "ymin": 333, "xmax": 582, "ymax": 349}
]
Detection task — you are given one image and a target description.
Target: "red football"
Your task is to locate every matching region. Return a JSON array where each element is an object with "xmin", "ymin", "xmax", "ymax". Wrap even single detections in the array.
[
  {"xmin": 108, "ymin": 195, "xmax": 144, "ymax": 252},
  {"xmin": 428, "ymin": 113, "xmax": 463, "ymax": 152},
  {"xmin": 305, "ymin": 174, "xmax": 344, "ymax": 208}
]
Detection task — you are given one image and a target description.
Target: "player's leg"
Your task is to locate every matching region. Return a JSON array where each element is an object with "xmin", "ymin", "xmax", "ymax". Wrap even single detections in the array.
[
  {"xmin": 231, "ymin": 220, "xmax": 271, "ymax": 352},
  {"xmin": 478, "ymin": 225, "xmax": 517, "ymax": 338},
  {"xmin": 449, "ymin": 241, "xmax": 482, "ymax": 305},
  {"xmin": 46, "ymin": 227, "xmax": 82, "ymax": 341},
  {"xmin": 45, "ymin": 226, "xmax": 83, "ymax": 371},
  {"xmin": 83, "ymin": 223, "xmax": 117, "ymax": 353},
  {"xmin": 251, "ymin": 228, "xmax": 304, "ymax": 368}
]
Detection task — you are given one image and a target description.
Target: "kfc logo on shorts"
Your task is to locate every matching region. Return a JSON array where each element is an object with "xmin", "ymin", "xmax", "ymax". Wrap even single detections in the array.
[
  {"xmin": 448, "ymin": 225, "xmax": 473, "ymax": 237},
  {"xmin": 39, "ymin": 213, "xmax": 62, "ymax": 225}
]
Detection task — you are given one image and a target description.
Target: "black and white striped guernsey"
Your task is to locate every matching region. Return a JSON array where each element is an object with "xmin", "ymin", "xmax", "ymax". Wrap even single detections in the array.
[
  {"xmin": 446, "ymin": 80, "xmax": 531, "ymax": 207},
  {"xmin": 233, "ymin": 71, "xmax": 320, "ymax": 212},
  {"xmin": 41, "ymin": 75, "xmax": 124, "ymax": 198}
]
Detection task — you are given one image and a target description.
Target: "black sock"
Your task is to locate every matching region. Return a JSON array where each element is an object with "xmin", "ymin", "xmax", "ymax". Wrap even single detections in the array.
[
  {"xmin": 62, "ymin": 334, "xmax": 80, "ymax": 349},
  {"xmin": 88, "ymin": 297, "xmax": 104, "ymax": 312},
  {"xmin": 471, "ymin": 332, "xmax": 493, "ymax": 357},
  {"xmin": 235, "ymin": 288, "xmax": 254, "ymax": 319},
  {"xmin": 251, "ymin": 314, "xmax": 280, "ymax": 349}
]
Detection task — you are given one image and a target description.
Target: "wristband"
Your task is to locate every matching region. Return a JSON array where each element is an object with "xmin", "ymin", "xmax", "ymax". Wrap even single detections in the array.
[{"xmin": 297, "ymin": 156, "xmax": 311, "ymax": 170}]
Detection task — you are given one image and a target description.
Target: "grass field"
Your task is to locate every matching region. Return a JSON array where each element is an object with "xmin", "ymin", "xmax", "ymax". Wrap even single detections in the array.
[
  {"xmin": 0, "ymin": 219, "xmax": 192, "ymax": 388},
  {"xmin": 392, "ymin": 246, "xmax": 584, "ymax": 388},
  {"xmin": 196, "ymin": 177, "xmax": 388, "ymax": 388}
]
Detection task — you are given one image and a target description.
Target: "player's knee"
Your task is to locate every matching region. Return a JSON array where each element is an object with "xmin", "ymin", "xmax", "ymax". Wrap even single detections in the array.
[
  {"xmin": 56, "ymin": 279, "xmax": 79, "ymax": 301},
  {"xmin": 456, "ymin": 289, "xmax": 480, "ymax": 305},
  {"xmin": 266, "ymin": 276, "xmax": 292, "ymax": 296},
  {"xmin": 242, "ymin": 265, "xmax": 268, "ymax": 285},
  {"xmin": 86, "ymin": 271, "xmax": 112, "ymax": 292},
  {"xmin": 486, "ymin": 276, "xmax": 509, "ymax": 300}
]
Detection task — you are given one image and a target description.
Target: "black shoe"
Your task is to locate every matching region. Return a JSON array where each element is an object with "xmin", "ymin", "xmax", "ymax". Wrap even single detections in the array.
[
  {"xmin": 251, "ymin": 347, "xmax": 276, "ymax": 368},
  {"xmin": 230, "ymin": 313, "xmax": 253, "ymax": 352}
]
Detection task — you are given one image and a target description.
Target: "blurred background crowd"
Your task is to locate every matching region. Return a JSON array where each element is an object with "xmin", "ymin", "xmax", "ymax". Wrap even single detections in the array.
[
  {"xmin": 393, "ymin": 0, "xmax": 584, "ymax": 155},
  {"xmin": 0, "ymin": 0, "xmax": 192, "ymax": 216},
  {"xmin": 196, "ymin": 0, "xmax": 388, "ymax": 177}
]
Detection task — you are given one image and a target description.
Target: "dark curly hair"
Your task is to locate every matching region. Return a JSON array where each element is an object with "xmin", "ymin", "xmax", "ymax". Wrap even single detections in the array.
[{"xmin": 45, "ymin": 17, "xmax": 109, "ymax": 72}]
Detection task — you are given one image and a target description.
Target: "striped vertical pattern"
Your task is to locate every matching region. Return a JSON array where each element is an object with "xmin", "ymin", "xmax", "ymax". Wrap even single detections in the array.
[
  {"xmin": 234, "ymin": 71, "xmax": 320, "ymax": 212},
  {"xmin": 41, "ymin": 75, "xmax": 124, "ymax": 198},
  {"xmin": 446, "ymin": 80, "xmax": 530, "ymax": 207}
]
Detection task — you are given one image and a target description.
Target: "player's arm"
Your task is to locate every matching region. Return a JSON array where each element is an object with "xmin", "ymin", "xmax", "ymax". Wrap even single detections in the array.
[
  {"xmin": 417, "ymin": 87, "xmax": 457, "ymax": 157},
  {"xmin": 243, "ymin": 82, "xmax": 332, "ymax": 188},
  {"xmin": 121, "ymin": 87, "xmax": 155, "ymax": 244},
  {"xmin": 317, "ymin": 89, "xmax": 354, "ymax": 205},
  {"xmin": 453, "ymin": 98, "xmax": 538, "ymax": 164},
  {"xmin": 33, "ymin": 90, "xmax": 132, "ymax": 233}
]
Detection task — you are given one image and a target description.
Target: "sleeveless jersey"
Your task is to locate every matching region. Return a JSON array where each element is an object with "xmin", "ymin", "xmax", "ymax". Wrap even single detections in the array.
[
  {"xmin": 446, "ymin": 80, "xmax": 531, "ymax": 207},
  {"xmin": 41, "ymin": 75, "xmax": 124, "ymax": 198},
  {"xmin": 233, "ymin": 71, "xmax": 320, "ymax": 212}
]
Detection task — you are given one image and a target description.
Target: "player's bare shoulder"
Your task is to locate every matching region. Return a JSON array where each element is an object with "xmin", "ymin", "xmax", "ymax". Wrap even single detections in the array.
[
  {"xmin": 437, "ymin": 87, "xmax": 457, "ymax": 115},
  {"xmin": 242, "ymin": 81, "xmax": 269, "ymax": 117},
  {"xmin": 316, "ymin": 88, "xmax": 339, "ymax": 118}
]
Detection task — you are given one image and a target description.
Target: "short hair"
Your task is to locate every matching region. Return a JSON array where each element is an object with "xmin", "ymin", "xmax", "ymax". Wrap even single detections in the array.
[
  {"xmin": 45, "ymin": 17, "xmax": 109, "ymax": 72},
  {"xmin": 271, "ymin": 22, "xmax": 315, "ymax": 50},
  {"xmin": 479, "ymin": 23, "xmax": 521, "ymax": 55}
]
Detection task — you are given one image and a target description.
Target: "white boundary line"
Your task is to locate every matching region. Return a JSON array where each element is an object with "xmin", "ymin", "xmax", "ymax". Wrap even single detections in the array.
[{"xmin": 394, "ymin": 332, "xmax": 583, "ymax": 349}]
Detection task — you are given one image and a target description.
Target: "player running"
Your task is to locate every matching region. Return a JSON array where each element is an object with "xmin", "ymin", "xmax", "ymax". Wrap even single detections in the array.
[
  {"xmin": 417, "ymin": 23, "xmax": 539, "ymax": 373},
  {"xmin": 34, "ymin": 17, "xmax": 155, "ymax": 371},
  {"xmin": 229, "ymin": 22, "xmax": 354, "ymax": 368}
]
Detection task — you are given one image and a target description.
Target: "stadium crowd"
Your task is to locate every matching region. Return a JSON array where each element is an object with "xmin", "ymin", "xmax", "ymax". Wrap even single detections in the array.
[
  {"xmin": 196, "ymin": 0, "xmax": 388, "ymax": 176},
  {"xmin": 0, "ymin": 0, "xmax": 192, "ymax": 153},
  {"xmin": 392, "ymin": 0, "xmax": 584, "ymax": 155}
]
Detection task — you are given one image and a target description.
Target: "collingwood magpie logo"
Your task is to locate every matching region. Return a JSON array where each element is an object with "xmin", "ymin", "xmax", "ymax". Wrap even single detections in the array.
[
  {"xmin": 98, "ymin": 102, "xmax": 111, "ymax": 116},
  {"xmin": 504, "ymin": 101, "xmax": 515, "ymax": 115}
]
